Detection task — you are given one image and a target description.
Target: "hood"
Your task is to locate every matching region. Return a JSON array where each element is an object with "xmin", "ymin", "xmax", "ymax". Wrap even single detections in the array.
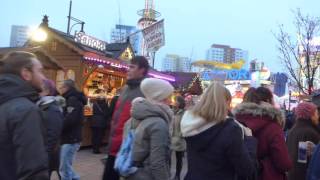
[
  {"xmin": 181, "ymin": 110, "xmax": 232, "ymax": 151},
  {"xmin": 63, "ymin": 88, "xmax": 87, "ymax": 105},
  {"xmin": 37, "ymin": 96, "xmax": 66, "ymax": 108},
  {"xmin": 233, "ymin": 102, "xmax": 285, "ymax": 131},
  {"xmin": 131, "ymin": 98, "xmax": 173, "ymax": 123},
  {"xmin": 181, "ymin": 110, "xmax": 218, "ymax": 137},
  {"xmin": 0, "ymin": 74, "xmax": 39, "ymax": 105}
]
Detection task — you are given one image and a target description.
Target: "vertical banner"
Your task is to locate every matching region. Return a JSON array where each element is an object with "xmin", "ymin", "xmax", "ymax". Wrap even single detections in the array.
[{"xmin": 142, "ymin": 19, "xmax": 165, "ymax": 52}]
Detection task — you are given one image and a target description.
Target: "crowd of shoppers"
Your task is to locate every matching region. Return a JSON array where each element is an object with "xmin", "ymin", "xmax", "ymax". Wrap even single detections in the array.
[{"xmin": 1, "ymin": 51, "xmax": 320, "ymax": 180}]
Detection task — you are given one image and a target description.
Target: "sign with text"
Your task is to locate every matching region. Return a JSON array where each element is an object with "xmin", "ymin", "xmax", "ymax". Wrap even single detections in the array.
[
  {"xmin": 201, "ymin": 69, "xmax": 251, "ymax": 81},
  {"xmin": 75, "ymin": 32, "xmax": 107, "ymax": 52},
  {"xmin": 142, "ymin": 19, "xmax": 165, "ymax": 52}
]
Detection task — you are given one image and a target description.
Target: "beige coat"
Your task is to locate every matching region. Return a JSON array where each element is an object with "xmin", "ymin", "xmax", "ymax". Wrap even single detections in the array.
[{"xmin": 171, "ymin": 109, "xmax": 186, "ymax": 152}]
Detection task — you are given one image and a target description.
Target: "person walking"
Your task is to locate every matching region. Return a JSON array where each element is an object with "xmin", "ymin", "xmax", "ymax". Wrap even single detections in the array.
[
  {"xmin": 91, "ymin": 97, "xmax": 110, "ymax": 154},
  {"xmin": 181, "ymin": 82, "xmax": 257, "ymax": 180},
  {"xmin": 0, "ymin": 51, "xmax": 49, "ymax": 180},
  {"xmin": 124, "ymin": 78, "xmax": 174, "ymax": 180},
  {"xmin": 286, "ymin": 102, "xmax": 320, "ymax": 180},
  {"xmin": 233, "ymin": 87, "xmax": 292, "ymax": 180},
  {"xmin": 59, "ymin": 79, "xmax": 87, "ymax": 180},
  {"xmin": 38, "ymin": 79, "xmax": 65, "ymax": 179},
  {"xmin": 171, "ymin": 96, "xmax": 187, "ymax": 180},
  {"xmin": 103, "ymin": 56, "xmax": 149, "ymax": 180}
]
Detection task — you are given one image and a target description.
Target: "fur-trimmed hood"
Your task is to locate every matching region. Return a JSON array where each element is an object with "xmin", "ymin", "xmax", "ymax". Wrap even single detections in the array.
[{"xmin": 233, "ymin": 102, "xmax": 285, "ymax": 131}]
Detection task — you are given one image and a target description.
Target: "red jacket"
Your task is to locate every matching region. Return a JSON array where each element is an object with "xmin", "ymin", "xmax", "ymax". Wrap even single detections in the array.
[
  {"xmin": 108, "ymin": 80, "xmax": 144, "ymax": 156},
  {"xmin": 234, "ymin": 102, "xmax": 293, "ymax": 180}
]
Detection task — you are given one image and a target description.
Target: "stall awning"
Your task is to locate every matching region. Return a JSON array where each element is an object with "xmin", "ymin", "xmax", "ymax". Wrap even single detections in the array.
[{"xmin": 83, "ymin": 52, "xmax": 175, "ymax": 82}]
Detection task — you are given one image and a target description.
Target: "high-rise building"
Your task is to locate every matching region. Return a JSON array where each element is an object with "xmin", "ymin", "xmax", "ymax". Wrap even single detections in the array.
[
  {"xmin": 179, "ymin": 56, "xmax": 192, "ymax": 72},
  {"xmin": 110, "ymin": 24, "xmax": 142, "ymax": 55},
  {"xmin": 10, "ymin": 25, "xmax": 29, "ymax": 47},
  {"xmin": 162, "ymin": 54, "xmax": 191, "ymax": 72},
  {"xmin": 110, "ymin": 24, "xmax": 136, "ymax": 43},
  {"xmin": 206, "ymin": 44, "xmax": 249, "ymax": 64}
]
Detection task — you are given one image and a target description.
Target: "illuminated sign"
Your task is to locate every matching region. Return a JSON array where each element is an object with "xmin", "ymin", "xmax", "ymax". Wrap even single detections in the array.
[
  {"xmin": 201, "ymin": 69, "xmax": 251, "ymax": 81},
  {"xmin": 75, "ymin": 32, "xmax": 107, "ymax": 51}
]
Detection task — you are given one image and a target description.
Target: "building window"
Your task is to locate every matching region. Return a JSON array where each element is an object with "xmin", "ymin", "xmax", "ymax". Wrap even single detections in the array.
[{"xmin": 51, "ymin": 41, "xmax": 57, "ymax": 51}]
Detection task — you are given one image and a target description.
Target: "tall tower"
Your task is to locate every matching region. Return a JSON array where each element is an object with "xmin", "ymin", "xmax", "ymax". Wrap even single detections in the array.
[{"xmin": 137, "ymin": 0, "xmax": 161, "ymax": 59}]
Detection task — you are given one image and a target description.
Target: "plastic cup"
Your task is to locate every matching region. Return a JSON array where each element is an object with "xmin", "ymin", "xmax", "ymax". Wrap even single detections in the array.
[{"xmin": 297, "ymin": 141, "xmax": 307, "ymax": 163}]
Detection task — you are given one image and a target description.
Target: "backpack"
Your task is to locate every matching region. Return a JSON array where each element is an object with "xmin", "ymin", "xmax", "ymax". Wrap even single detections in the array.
[
  {"xmin": 234, "ymin": 120, "xmax": 259, "ymax": 180},
  {"xmin": 114, "ymin": 129, "xmax": 138, "ymax": 177},
  {"xmin": 306, "ymin": 144, "xmax": 320, "ymax": 180}
]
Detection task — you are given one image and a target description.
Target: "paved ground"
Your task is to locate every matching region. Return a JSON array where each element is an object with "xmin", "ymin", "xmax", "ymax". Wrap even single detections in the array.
[
  {"xmin": 51, "ymin": 148, "xmax": 187, "ymax": 180},
  {"xmin": 51, "ymin": 148, "xmax": 105, "ymax": 180}
]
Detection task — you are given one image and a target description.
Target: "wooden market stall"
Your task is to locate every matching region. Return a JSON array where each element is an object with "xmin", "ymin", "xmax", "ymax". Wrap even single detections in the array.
[
  {"xmin": 3, "ymin": 16, "xmax": 175, "ymax": 147},
  {"xmin": 0, "ymin": 16, "xmax": 132, "ymax": 146}
]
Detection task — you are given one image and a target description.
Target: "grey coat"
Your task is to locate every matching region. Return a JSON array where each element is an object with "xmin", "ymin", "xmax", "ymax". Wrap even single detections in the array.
[{"xmin": 126, "ymin": 98, "xmax": 173, "ymax": 180}]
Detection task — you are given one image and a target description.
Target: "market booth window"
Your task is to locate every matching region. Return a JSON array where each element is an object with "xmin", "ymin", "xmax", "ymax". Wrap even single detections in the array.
[{"xmin": 83, "ymin": 71, "xmax": 124, "ymax": 99}]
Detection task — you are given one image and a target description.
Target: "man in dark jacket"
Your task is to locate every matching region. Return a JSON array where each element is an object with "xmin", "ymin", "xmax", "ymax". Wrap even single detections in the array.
[
  {"xmin": 103, "ymin": 56, "xmax": 149, "ymax": 180},
  {"xmin": 91, "ymin": 97, "xmax": 110, "ymax": 154},
  {"xmin": 59, "ymin": 79, "xmax": 87, "ymax": 180},
  {"xmin": 0, "ymin": 51, "xmax": 48, "ymax": 180}
]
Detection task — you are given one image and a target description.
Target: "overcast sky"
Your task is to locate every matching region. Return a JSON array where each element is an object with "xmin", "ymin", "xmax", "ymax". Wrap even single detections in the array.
[{"xmin": 1, "ymin": 0, "xmax": 320, "ymax": 71}]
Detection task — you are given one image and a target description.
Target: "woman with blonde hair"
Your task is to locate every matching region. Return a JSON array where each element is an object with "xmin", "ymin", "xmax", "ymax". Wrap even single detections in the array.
[{"xmin": 181, "ymin": 82, "xmax": 257, "ymax": 180}]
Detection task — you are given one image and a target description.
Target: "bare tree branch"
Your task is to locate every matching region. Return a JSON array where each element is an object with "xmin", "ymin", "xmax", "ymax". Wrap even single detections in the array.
[{"xmin": 275, "ymin": 9, "xmax": 320, "ymax": 95}]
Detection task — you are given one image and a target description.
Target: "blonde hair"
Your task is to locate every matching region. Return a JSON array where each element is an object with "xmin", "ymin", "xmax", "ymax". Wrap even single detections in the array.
[{"xmin": 192, "ymin": 82, "xmax": 229, "ymax": 122}]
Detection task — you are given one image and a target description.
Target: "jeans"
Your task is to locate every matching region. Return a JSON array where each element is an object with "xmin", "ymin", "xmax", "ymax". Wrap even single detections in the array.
[{"xmin": 60, "ymin": 143, "xmax": 81, "ymax": 180}]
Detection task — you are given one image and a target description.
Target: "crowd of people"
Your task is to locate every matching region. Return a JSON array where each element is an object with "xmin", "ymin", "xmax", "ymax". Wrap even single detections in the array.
[{"xmin": 0, "ymin": 51, "xmax": 320, "ymax": 180}]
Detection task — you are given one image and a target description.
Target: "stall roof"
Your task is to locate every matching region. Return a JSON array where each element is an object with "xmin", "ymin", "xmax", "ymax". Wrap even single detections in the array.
[
  {"xmin": 163, "ymin": 72, "xmax": 198, "ymax": 88},
  {"xmin": 0, "ymin": 47, "xmax": 65, "ymax": 70},
  {"xmin": 105, "ymin": 42, "xmax": 133, "ymax": 59}
]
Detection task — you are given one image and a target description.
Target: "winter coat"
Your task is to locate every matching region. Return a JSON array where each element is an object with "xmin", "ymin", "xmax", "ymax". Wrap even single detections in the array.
[
  {"xmin": 171, "ymin": 109, "xmax": 186, "ymax": 152},
  {"xmin": 109, "ymin": 95, "xmax": 119, "ymax": 117},
  {"xmin": 286, "ymin": 120, "xmax": 320, "ymax": 180},
  {"xmin": 37, "ymin": 96, "xmax": 65, "ymax": 171},
  {"xmin": 61, "ymin": 88, "xmax": 87, "ymax": 145},
  {"xmin": 108, "ymin": 79, "xmax": 144, "ymax": 156},
  {"xmin": 233, "ymin": 102, "xmax": 293, "ymax": 180},
  {"xmin": 0, "ymin": 74, "xmax": 48, "ymax": 180},
  {"xmin": 126, "ymin": 98, "xmax": 173, "ymax": 180},
  {"xmin": 37, "ymin": 96, "xmax": 65, "ymax": 153},
  {"xmin": 91, "ymin": 100, "xmax": 110, "ymax": 128},
  {"xmin": 181, "ymin": 111, "xmax": 257, "ymax": 180}
]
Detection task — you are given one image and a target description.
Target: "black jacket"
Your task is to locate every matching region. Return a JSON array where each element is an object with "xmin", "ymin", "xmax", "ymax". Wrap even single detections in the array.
[
  {"xmin": 0, "ymin": 74, "xmax": 48, "ymax": 180},
  {"xmin": 181, "ymin": 111, "xmax": 257, "ymax": 180},
  {"xmin": 61, "ymin": 88, "xmax": 86, "ymax": 145},
  {"xmin": 91, "ymin": 100, "xmax": 110, "ymax": 128}
]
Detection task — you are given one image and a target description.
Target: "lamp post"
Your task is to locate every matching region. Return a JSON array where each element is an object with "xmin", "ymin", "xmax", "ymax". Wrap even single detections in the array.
[
  {"xmin": 289, "ymin": 90, "xmax": 292, "ymax": 111},
  {"xmin": 66, "ymin": 0, "xmax": 85, "ymax": 35}
]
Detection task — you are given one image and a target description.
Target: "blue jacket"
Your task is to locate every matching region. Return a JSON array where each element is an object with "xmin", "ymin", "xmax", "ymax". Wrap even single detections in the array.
[{"xmin": 181, "ymin": 111, "xmax": 257, "ymax": 180}]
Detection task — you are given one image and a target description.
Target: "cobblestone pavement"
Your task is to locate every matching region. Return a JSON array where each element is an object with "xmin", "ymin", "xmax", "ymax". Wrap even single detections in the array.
[
  {"xmin": 51, "ymin": 148, "xmax": 105, "ymax": 180},
  {"xmin": 51, "ymin": 148, "xmax": 187, "ymax": 180}
]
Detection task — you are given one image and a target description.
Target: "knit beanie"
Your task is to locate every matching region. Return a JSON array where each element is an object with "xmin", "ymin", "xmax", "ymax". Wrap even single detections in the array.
[
  {"xmin": 140, "ymin": 78, "xmax": 174, "ymax": 102},
  {"xmin": 295, "ymin": 102, "xmax": 317, "ymax": 120}
]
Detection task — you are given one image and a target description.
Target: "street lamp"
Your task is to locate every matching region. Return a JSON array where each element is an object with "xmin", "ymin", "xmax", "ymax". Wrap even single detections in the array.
[{"xmin": 31, "ymin": 28, "xmax": 47, "ymax": 42}]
